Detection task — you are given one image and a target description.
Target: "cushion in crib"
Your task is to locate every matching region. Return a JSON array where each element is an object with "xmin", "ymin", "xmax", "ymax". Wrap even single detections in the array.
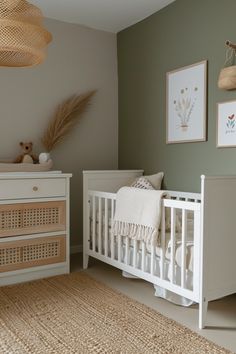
[
  {"xmin": 131, "ymin": 172, "xmax": 164, "ymax": 190},
  {"xmin": 131, "ymin": 177, "xmax": 154, "ymax": 190},
  {"xmin": 145, "ymin": 172, "xmax": 164, "ymax": 190}
]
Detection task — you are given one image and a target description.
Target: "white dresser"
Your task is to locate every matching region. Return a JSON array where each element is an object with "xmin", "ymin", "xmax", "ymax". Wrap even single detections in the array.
[{"xmin": 0, "ymin": 172, "xmax": 72, "ymax": 286}]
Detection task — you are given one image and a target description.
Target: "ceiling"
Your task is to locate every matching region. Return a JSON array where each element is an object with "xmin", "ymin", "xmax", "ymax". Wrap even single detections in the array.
[{"xmin": 31, "ymin": 0, "xmax": 175, "ymax": 33}]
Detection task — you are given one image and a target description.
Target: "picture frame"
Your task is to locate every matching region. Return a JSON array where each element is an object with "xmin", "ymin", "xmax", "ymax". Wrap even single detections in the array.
[
  {"xmin": 166, "ymin": 60, "xmax": 207, "ymax": 144},
  {"xmin": 217, "ymin": 100, "xmax": 236, "ymax": 148}
]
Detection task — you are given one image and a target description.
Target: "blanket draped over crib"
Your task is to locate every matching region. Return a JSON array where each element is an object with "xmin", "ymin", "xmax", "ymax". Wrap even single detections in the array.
[{"xmin": 113, "ymin": 187, "xmax": 168, "ymax": 245}]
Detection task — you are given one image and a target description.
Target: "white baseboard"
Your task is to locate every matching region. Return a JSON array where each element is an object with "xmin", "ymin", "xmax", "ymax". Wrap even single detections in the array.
[{"xmin": 70, "ymin": 244, "xmax": 83, "ymax": 254}]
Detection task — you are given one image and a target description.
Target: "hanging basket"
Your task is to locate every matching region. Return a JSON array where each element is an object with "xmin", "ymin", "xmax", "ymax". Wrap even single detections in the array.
[
  {"xmin": 0, "ymin": 0, "xmax": 52, "ymax": 67},
  {"xmin": 218, "ymin": 66, "xmax": 236, "ymax": 90},
  {"xmin": 218, "ymin": 44, "xmax": 236, "ymax": 90}
]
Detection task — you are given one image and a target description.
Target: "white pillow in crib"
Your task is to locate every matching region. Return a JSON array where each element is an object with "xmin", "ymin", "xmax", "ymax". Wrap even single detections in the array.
[
  {"xmin": 131, "ymin": 177, "xmax": 154, "ymax": 190},
  {"xmin": 145, "ymin": 172, "xmax": 164, "ymax": 190}
]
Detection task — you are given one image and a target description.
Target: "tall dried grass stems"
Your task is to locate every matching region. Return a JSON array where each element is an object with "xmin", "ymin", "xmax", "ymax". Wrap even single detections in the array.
[{"xmin": 41, "ymin": 90, "xmax": 96, "ymax": 152}]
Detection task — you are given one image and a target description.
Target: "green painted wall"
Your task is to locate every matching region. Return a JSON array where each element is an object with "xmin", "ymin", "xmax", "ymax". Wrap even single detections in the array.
[{"xmin": 118, "ymin": 0, "xmax": 236, "ymax": 192}]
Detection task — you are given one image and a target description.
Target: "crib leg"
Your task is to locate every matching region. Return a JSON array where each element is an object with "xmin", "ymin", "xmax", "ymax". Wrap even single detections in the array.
[
  {"xmin": 83, "ymin": 253, "xmax": 89, "ymax": 269},
  {"xmin": 199, "ymin": 298, "xmax": 208, "ymax": 329}
]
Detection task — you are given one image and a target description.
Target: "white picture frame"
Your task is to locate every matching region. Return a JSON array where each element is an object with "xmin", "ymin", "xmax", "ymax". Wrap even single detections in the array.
[
  {"xmin": 166, "ymin": 60, "xmax": 207, "ymax": 144},
  {"xmin": 217, "ymin": 100, "xmax": 236, "ymax": 148}
]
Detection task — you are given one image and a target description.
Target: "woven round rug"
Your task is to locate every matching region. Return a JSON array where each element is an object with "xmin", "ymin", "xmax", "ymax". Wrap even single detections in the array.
[{"xmin": 0, "ymin": 272, "xmax": 232, "ymax": 354}]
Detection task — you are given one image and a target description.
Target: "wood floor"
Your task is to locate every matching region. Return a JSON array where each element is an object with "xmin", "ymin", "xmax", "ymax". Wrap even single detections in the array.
[{"xmin": 71, "ymin": 254, "xmax": 236, "ymax": 353}]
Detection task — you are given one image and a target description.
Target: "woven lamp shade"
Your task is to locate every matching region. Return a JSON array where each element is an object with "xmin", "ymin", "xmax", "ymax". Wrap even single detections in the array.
[{"xmin": 0, "ymin": 0, "xmax": 52, "ymax": 67}]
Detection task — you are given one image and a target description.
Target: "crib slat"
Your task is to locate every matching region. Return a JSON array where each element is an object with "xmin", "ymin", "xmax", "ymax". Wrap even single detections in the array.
[
  {"xmin": 141, "ymin": 242, "xmax": 146, "ymax": 272},
  {"xmin": 170, "ymin": 207, "xmax": 176, "ymax": 283},
  {"xmin": 160, "ymin": 204, "xmax": 166, "ymax": 279},
  {"xmin": 111, "ymin": 199, "xmax": 115, "ymax": 260},
  {"xmin": 92, "ymin": 196, "xmax": 96, "ymax": 252},
  {"xmin": 104, "ymin": 198, "xmax": 108, "ymax": 257},
  {"xmin": 98, "ymin": 197, "xmax": 102, "ymax": 254},
  {"xmin": 133, "ymin": 240, "xmax": 138, "ymax": 267},
  {"xmin": 181, "ymin": 209, "xmax": 187, "ymax": 288},
  {"xmin": 193, "ymin": 209, "xmax": 201, "ymax": 294},
  {"xmin": 118, "ymin": 235, "xmax": 122, "ymax": 262},
  {"xmin": 150, "ymin": 245, "xmax": 155, "ymax": 275},
  {"xmin": 125, "ymin": 237, "xmax": 130, "ymax": 265}
]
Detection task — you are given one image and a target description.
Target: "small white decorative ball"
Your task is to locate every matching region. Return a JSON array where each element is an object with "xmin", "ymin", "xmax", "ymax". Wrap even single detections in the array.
[{"xmin": 39, "ymin": 152, "xmax": 51, "ymax": 164}]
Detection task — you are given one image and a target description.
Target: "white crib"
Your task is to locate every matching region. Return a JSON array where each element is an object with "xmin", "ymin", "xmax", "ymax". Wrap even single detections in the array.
[{"xmin": 83, "ymin": 170, "xmax": 236, "ymax": 329}]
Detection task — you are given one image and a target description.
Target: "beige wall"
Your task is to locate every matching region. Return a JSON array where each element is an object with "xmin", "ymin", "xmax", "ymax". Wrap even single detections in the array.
[{"xmin": 0, "ymin": 18, "xmax": 118, "ymax": 248}]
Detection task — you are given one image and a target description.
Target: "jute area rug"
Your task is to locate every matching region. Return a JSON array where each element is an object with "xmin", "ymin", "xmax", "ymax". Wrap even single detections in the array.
[{"xmin": 0, "ymin": 272, "xmax": 231, "ymax": 354}]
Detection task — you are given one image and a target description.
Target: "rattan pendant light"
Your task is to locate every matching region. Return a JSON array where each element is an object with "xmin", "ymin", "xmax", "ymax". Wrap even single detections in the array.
[{"xmin": 0, "ymin": 0, "xmax": 52, "ymax": 67}]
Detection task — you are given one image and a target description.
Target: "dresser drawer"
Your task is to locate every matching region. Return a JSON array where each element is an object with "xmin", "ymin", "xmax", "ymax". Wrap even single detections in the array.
[
  {"xmin": 0, "ymin": 201, "xmax": 66, "ymax": 237},
  {"xmin": 0, "ymin": 178, "xmax": 66, "ymax": 200},
  {"xmin": 0, "ymin": 235, "xmax": 66, "ymax": 273}
]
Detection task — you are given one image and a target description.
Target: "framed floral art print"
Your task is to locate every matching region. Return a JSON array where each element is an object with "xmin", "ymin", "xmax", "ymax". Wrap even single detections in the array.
[
  {"xmin": 217, "ymin": 100, "xmax": 236, "ymax": 148},
  {"xmin": 166, "ymin": 60, "xmax": 207, "ymax": 144}
]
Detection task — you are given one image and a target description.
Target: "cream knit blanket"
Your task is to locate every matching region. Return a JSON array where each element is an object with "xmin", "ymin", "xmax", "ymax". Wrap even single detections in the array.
[{"xmin": 113, "ymin": 187, "xmax": 168, "ymax": 245}]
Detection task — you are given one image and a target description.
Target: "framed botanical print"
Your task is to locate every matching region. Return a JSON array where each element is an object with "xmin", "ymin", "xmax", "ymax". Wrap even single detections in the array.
[
  {"xmin": 217, "ymin": 100, "xmax": 236, "ymax": 148},
  {"xmin": 166, "ymin": 60, "xmax": 207, "ymax": 144}
]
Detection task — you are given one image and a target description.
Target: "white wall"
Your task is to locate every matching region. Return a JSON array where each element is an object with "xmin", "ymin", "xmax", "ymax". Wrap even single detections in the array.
[{"xmin": 0, "ymin": 18, "xmax": 118, "ymax": 248}]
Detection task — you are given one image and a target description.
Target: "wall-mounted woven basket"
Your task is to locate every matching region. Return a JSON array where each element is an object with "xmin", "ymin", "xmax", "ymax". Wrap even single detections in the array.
[
  {"xmin": 218, "ymin": 41, "xmax": 236, "ymax": 90},
  {"xmin": 218, "ymin": 66, "xmax": 236, "ymax": 90}
]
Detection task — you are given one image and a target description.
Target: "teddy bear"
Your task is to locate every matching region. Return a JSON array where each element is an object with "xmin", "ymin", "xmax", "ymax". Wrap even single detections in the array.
[{"xmin": 14, "ymin": 142, "xmax": 39, "ymax": 164}]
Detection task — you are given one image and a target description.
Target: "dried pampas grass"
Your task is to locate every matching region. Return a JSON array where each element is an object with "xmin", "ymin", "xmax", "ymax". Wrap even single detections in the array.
[{"xmin": 41, "ymin": 90, "xmax": 96, "ymax": 152}]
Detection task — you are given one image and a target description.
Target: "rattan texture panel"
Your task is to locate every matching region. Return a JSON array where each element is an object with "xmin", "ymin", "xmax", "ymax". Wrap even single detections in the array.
[
  {"xmin": 0, "ymin": 235, "xmax": 66, "ymax": 272},
  {"xmin": 23, "ymin": 241, "xmax": 59, "ymax": 262},
  {"xmin": 1, "ymin": 208, "xmax": 22, "ymax": 230},
  {"xmin": 22, "ymin": 207, "xmax": 59, "ymax": 227},
  {"xmin": 0, "ymin": 0, "xmax": 52, "ymax": 67},
  {"xmin": 0, "ymin": 201, "xmax": 66, "ymax": 237},
  {"xmin": 0, "ymin": 246, "xmax": 21, "ymax": 266}
]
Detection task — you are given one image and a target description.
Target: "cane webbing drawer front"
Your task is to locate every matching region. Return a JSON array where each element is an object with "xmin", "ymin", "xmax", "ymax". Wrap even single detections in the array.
[
  {"xmin": 0, "ymin": 201, "xmax": 66, "ymax": 237},
  {"xmin": 0, "ymin": 235, "xmax": 66, "ymax": 273},
  {"xmin": 0, "ymin": 178, "xmax": 66, "ymax": 200}
]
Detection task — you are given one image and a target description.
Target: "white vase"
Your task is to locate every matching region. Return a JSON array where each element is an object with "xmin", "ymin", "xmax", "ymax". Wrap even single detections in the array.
[{"xmin": 39, "ymin": 152, "xmax": 51, "ymax": 164}]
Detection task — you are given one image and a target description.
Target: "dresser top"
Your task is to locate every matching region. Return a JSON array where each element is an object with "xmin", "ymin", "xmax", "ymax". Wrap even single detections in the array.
[{"xmin": 0, "ymin": 172, "xmax": 72, "ymax": 179}]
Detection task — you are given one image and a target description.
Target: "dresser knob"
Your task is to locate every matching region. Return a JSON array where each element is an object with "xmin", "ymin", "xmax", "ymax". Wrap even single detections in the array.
[{"xmin": 33, "ymin": 186, "xmax": 38, "ymax": 192}]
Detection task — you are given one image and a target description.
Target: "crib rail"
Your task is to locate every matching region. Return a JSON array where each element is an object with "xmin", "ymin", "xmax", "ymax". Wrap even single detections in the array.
[
  {"xmin": 166, "ymin": 190, "xmax": 201, "ymax": 203},
  {"xmin": 89, "ymin": 190, "xmax": 116, "ymax": 200},
  {"xmin": 86, "ymin": 189, "xmax": 201, "ymax": 302}
]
